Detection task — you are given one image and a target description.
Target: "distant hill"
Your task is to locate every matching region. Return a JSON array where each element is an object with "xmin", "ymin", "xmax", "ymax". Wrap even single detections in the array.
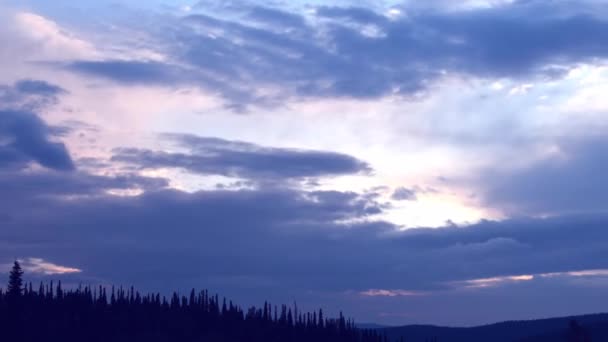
[
  {"xmin": 381, "ymin": 313, "xmax": 608, "ymax": 341},
  {"xmin": 357, "ymin": 323, "xmax": 392, "ymax": 330}
]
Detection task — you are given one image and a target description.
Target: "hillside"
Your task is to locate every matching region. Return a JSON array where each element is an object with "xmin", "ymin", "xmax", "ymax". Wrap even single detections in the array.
[{"xmin": 382, "ymin": 314, "xmax": 608, "ymax": 341}]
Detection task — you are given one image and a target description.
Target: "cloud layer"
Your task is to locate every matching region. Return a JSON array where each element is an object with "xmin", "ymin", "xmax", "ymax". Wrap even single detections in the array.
[
  {"xmin": 477, "ymin": 136, "xmax": 608, "ymax": 216},
  {"xmin": 58, "ymin": 1, "xmax": 608, "ymax": 109}
]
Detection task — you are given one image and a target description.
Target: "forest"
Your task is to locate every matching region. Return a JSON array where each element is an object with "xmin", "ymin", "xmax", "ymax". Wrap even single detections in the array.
[
  {"xmin": 3, "ymin": 260, "xmax": 603, "ymax": 341},
  {"xmin": 1, "ymin": 261, "xmax": 389, "ymax": 342}
]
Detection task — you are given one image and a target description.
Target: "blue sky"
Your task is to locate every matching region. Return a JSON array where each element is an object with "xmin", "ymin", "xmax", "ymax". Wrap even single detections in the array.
[{"xmin": 2, "ymin": 0, "xmax": 608, "ymax": 326}]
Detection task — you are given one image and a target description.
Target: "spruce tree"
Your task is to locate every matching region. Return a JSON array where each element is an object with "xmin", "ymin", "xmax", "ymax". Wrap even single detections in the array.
[{"xmin": 7, "ymin": 260, "xmax": 24, "ymax": 297}]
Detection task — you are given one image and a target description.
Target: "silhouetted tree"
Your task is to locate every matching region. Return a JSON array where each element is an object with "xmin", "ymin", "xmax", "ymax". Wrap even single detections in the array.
[
  {"xmin": 1, "ymin": 266, "xmax": 387, "ymax": 342},
  {"xmin": 7, "ymin": 261, "xmax": 23, "ymax": 298}
]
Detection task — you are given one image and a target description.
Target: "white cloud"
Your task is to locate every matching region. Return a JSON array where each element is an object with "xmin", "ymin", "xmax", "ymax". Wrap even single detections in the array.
[
  {"xmin": 359, "ymin": 289, "xmax": 428, "ymax": 297},
  {"xmin": 455, "ymin": 274, "xmax": 535, "ymax": 289},
  {"xmin": 453, "ymin": 269, "xmax": 608, "ymax": 290},
  {"xmin": 14, "ymin": 12, "xmax": 99, "ymax": 60},
  {"xmin": 0, "ymin": 258, "xmax": 82, "ymax": 275}
]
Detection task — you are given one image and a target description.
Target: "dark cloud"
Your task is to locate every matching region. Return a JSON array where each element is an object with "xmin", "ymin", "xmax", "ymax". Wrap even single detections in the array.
[
  {"xmin": 315, "ymin": 6, "xmax": 389, "ymax": 25},
  {"xmin": 112, "ymin": 134, "xmax": 371, "ymax": 181},
  {"xmin": 3, "ymin": 172, "xmax": 608, "ymax": 324},
  {"xmin": 61, "ymin": 2, "xmax": 608, "ymax": 107},
  {"xmin": 0, "ymin": 184, "xmax": 392, "ymax": 289},
  {"xmin": 0, "ymin": 110, "xmax": 74, "ymax": 171},
  {"xmin": 0, "ymin": 116, "xmax": 607, "ymax": 322},
  {"xmin": 478, "ymin": 136, "xmax": 608, "ymax": 216},
  {"xmin": 65, "ymin": 59, "xmax": 269, "ymax": 111},
  {"xmin": 66, "ymin": 60, "xmax": 184, "ymax": 84},
  {"xmin": 0, "ymin": 79, "xmax": 67, "ymax": 111},
  {"xmin": 418, "ymin": 9, "xmax": 608, "ymax": 77},
  {"xmin": 392, "ymin": 187, "xmax": 417, "ymax": 201},
  {"xmin": 0, "ymin": 80, "xmax": 84, "ymax": 172},
  {"xmin": 13, "ymin": 79, "xmax": 66, "ymax": 96},
  {"xmin": 247, "ymin": 6, "xmax": 307, "ymax": 29},
  {"xmin": 0, "ymin": 170, "xmax": 168, "ymax": 202},
  {"xmin": 0, "ymin": 120, "xmax": 606, "ymax": 291}
]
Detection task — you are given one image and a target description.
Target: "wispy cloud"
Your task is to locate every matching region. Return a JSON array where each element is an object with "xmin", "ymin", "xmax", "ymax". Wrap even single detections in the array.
[
  {"xmin": 111, "ymin": 133, "xmax": 372, "ymax": 183},
  {"xmin": 453, "ymin": 269, "xmax": 608, "ymax": 289},
  {"xmin": 453, "ymin": 274, "xmax": 535, "ymax": 289},
  {"xmin": 22, "ymin": 258, "xmax": 82, "ymax": 275},
  {"xmin": 359, "ymin": 289, "xmax": 428, "ymax": 297},
  {"xmin": 1, "ymin": 258, "xmax": 81, "ymax": 275}
]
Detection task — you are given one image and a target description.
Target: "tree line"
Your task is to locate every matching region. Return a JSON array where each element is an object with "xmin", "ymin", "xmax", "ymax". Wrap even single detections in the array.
[{"xmin": 1, "ymin": 261, "xmax": 389, "ymax": 342}]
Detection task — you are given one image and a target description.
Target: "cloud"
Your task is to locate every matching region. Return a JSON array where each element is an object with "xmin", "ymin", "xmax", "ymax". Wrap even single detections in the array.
[
  {"xmin": 453, "ymin": 274, "xmax": 534, "ymax": 289},
  {"xmin": 0, "ymin": 110, "xmax": 74, "ymax": 171},
  {"xmin": 392, "ymin": 187, "xmax": 417, "ymax": 201},
  {"xmin": 477, "ymin": 136, "xmax": 608, "ymax": 216},
  {"xmin": 57, "ymin": 1, "xmax": 608, "ymax": 108},
  {"xmin": 0, "ymin": 170, "xmax": 168, "ymax": 202},
  {"xmin": 64, "ymin": 59, "xmax": 269, "ymax": 111},
  {"xmin": 1, "ymin": 119, "xmax": 606, "ymax": 295},
  {"xmin": 13, "ymin": 79, "xmax": 66, "ymax": 97},
  {"xmin": 66, "ymin": 60, "xmax": 184, "ymax": 84},
  {"xmin": 19, "ymin": 258, "xmax": 82, "ymax": 275},
  {"xmin": 359, "ymin": 289, "xmax": 428, "ymax": 297},
  {"xmin": 0, "ymin": 186, "xmax": 391, "ymax": 288},
  {"xmin": 3, "ymin": 140, "xmax": 608, "ymax": 323},
  {"xmin": 12, "ymin": 12, "xmax": 97, "ymax": 60},
  {"xmin": 247, "ymin": 6, "xmax": 308, "ymax": 29},
  {"xmin": 112, "ymin": 134, "xmax": 371, "ymax": 181},
  {"xmin": 0, "ymin": 80, "xmax": 75, "ymax": 171},
  {"xmin": 4, "ymin": 172, "xmax": 608, "ymax": 293},
  {"xmin": 315, "ymin": 6, "xmax": 389, "ymax": 25},
  {"xmin": 447, "ymin": 267, "xmax": 608, "ymax": 291},
  {"xmin": 0, "ymin": 79, "xmax": 67, "ymax": 111}
]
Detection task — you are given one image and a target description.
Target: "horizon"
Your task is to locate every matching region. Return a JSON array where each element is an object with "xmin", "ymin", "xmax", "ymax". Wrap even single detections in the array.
[
  {"xmin": 3, "ymin": 265, "xmax": 608, "ymax": 329},
  {"xmin": 2, "ymin": 0, "xmax": 608, "ymax": 327}
]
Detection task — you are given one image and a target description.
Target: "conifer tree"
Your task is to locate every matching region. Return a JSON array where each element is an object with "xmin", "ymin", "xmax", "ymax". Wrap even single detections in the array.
[
  {"xmin": 0, "ymin": 277, "xmax": 387, "ymax": 342},
  {"xmin": 7, "ymin": 260, "xmax": 24, "ymax": 298}
]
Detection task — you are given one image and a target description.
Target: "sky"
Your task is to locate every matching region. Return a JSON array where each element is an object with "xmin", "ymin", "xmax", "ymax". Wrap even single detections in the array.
[{"xmin": 2, "ymin": 0, "xmax": 608, "ymax": 327}]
